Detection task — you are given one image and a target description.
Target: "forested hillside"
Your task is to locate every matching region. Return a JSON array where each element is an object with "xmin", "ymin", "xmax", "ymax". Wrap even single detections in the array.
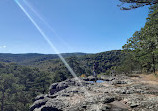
[
  {"xmin": 0, "ymin": 50, "xmax": 124, "ymax": 111},
  {"xmin": 0, "ymin": 50, "xmax": 124, "ymax": 82},
  {"xmin": 0, "ymin": 3, "xmax": 158, "ymax": 111},
  {"xmin": 0, "ymin": 53, "xmax": 86, "ymax": 65},
  {"xmin": 30, "ymin": 50, "xmax": 124, "ymax": 81},
  {"xmin": 119, "ymin": 4, "xmax": 158, "ymax": 74},
  {"xmin": 0, "ymin": 62, "xmax": 53, "ymax": 111}
]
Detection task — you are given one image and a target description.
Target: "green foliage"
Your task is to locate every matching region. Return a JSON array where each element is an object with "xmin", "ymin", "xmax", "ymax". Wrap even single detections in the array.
[
  {"xmin": 31, "ymin": 50, "xmax": 124, "ymax": 76},
  {"xmin": 118, "ymin": 0, "xmax": 158, "ymax": 10},
  {"xmin": 1, "ymin": 3, "xmax": 158, "ymax": 111},
  {"xmin": 0, "ymin": 62, "xmax": 53, "ymax": 111},
  {"xmin": 0, "ymin": 51, "xmax": 125, "ymax": 110},
  {"xmin": 0, "ymin": 53, "xmax": 86, "ymax": 65},
  {"xmin": 0, "ymin": 73, "xmax": 23, "ymax": 111},
  {"xmin": 0, "ymin": 50, "xmax": 125, "ymax": 110},
  {"xmin": 121, "ymin": 4, "xmax": 158, "ymax": 74}
]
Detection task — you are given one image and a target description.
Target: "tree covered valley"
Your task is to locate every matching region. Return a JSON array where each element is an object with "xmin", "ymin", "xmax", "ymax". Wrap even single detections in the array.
[
  {"xmin": 0, "ymin": 50, "xmax": 125, "ymax": 110},
  {"xmin": 1, "ymin": 1, "xmax": 158, "ymax": 111}
]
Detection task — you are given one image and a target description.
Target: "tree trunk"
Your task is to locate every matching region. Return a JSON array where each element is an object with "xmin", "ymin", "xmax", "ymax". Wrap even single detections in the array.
[
  {"xmin": 1, "ymin": 90, "xmax": 5, "ymax": 111},
  {"xmin": 152, "ymin": 53, "xmax": 156, "ymax": 74},
  {"xmin": 42, "ymin": 81, "xmax": 45, "ymax": 94}
]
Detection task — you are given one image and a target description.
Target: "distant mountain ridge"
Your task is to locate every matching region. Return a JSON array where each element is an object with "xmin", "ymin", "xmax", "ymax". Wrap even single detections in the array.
[
  {"xmin": 0, "ymin": 50, "xmax": 125, "ymax": 111},
  {"xmin": 0, "ymin": 50, "xmax": 124, "ymax": 77},
  {"xmin": 0, "ymin": 52, "xmax": 87, "ymax": 65},
  {"xmin": 21, "ymin": 50, "xmax": 124, "ymax": 77}
]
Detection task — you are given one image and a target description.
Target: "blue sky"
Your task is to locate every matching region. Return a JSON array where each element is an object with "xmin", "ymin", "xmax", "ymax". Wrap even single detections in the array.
[{"xmin": 0, "ymin": 0, "xmax": 149, "ymax": 54}]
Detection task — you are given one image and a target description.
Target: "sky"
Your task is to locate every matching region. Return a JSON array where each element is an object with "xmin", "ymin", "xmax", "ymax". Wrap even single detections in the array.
[{"xmin": 0, "ymin": 0, "xmax": 149, "ymax": 54}]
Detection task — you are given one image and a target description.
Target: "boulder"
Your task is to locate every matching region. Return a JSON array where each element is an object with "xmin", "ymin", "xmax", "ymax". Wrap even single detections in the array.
[{"xmin": 30, "ymin": 75, "xmax": 158, "ymax": 111}]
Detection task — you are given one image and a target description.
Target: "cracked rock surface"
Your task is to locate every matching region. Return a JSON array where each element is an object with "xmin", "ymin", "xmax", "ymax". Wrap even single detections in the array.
[{"xmin": 30, "ymin": 75, "xmax": 158, "ymax": 111}]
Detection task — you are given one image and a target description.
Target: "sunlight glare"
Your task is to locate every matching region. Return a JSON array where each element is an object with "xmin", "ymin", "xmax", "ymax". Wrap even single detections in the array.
[{"xmin": 14, "ymin": 0, "xmax": 90, "ymax": 96}]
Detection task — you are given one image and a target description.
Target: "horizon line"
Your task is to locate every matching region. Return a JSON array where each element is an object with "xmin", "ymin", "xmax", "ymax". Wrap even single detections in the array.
[{"xmin": 0, "ymin": 49, "xmax": 122, "ymax": 55}]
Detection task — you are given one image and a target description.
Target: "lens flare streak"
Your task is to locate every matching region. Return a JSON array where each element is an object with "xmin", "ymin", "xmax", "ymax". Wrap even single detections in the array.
[
  {"xmin": 14, "ymin": 0, "xmax": 90, "ymax": 96},
  {"xmin": 23, "ymin": 0, "xmax": 72, "ymax": 50}
]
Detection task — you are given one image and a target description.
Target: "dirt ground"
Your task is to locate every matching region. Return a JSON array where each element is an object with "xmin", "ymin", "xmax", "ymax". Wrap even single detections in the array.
[{"xmin": 136, "ymin": 74, "xmax": 158, "ymax": 85}]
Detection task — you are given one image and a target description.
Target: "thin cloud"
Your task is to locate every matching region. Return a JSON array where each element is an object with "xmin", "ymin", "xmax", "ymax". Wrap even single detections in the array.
[{"xmin": 0, "ymin": 45, "xmax": 7, "ymax": 48}]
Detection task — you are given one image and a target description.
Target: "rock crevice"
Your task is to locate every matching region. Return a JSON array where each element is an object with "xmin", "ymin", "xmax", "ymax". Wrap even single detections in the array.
[{"xmin": 30, "ymin": 75, "xmax": 158, "ymax": 111}]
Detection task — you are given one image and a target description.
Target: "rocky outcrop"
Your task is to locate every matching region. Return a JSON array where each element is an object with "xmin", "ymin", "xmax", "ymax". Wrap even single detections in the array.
[{"xmin": 30, "ymin": 75, "xmax": 158, "ymax": 111}]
